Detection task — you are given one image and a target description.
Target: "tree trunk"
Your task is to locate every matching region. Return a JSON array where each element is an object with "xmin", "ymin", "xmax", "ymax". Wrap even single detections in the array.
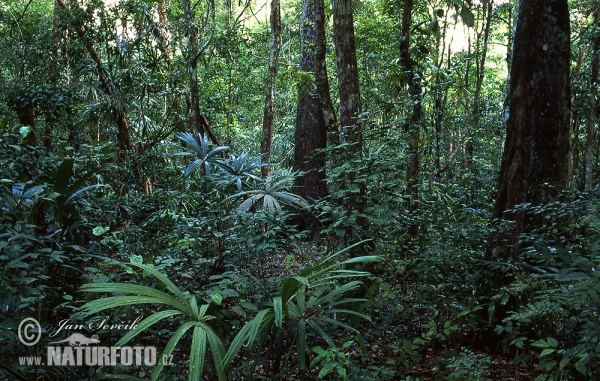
[
  {"xmin": 182, "ymin": 0, "xmax": 203, "ymax": 137},
  {"xmin": 314, "ymin": 0, "xmax": 337, "ymax": 147},
  {"xmin": 332, "ymin": 0, "xmax": 367, "ymax": 245},
  {"xmin": 294, "ymin": 0, "xmax": 328, "ymax": 231},
  {"xmin": 491, "ymin": 0, "xmax": 571, "ymax": 259},
  {"xmin": 429, "ymin": 1, "xmax": 494, "ymax": 197},
  {"xmin": 584, "ymin": 9, "xmax": 599, "ymax": 192},
  {"xmin": 261, "ymin": 0, "xmax": 281, "ymax": 178},
  {"xmin": 399, "ymin": 0, "xmax": 422, "ymax": 247},
  {"xmin": 56, "ymin": 0, "xmax": 132, "ymax": 162}
]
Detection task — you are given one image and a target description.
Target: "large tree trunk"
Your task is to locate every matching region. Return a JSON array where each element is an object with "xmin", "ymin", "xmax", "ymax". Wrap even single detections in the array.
[
  {"xmin": 314, "ymin": 0, "xmax": 337, "ymax": 146},
  {"xmin": 491, "ymin": 0, "xmax": 571, "ymax": 259},
  {"xmin": 584, "ymin": 9, "xmax": 599, "ymax": 192},
  {"xmin": 261, "ymin": 0, "xmax": 281, "ymax": 178},
  {"xmin": 332, "ymin": 0, "xmax": 367, "ymax": 245},
  {"xmin": 293, "ymin": 0, "xmax": 328, "ymax": 229}
]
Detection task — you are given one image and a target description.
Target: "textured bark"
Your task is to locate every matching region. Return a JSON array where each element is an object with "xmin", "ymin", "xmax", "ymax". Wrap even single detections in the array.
[
  {"xmin": 399, "ymin": 0, "xmax": 422, "ymax": 242},
  {"xmin": 332, "ymin": 0, "xmax": 367, "ymax": 243},
  {"xmin": 294, "ymin": 0, "xmax": 328, "ymax": 229},
  {"xmin": 314, "ymin": 0, "xmax": 337, "ymax": 146},
  {"xmin": 261, "ymin": 0, "xmax": 281, "ymax": 178},
  {"xmin": 492, "ymin": 0, "xmax": 571, "ymax": 259},
  {"xmin": 584, "ymin": 9, "xmax": 599, "ymax": 192}
]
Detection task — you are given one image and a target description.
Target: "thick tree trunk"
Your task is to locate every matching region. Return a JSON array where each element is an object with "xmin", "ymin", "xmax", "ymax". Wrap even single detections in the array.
[
  {"xmin": 294, "ymin": 0, "xmax": 328, "ymax": 230},
  {"xmin": 584, "ymin": 9, "xmax": 599, "ymax": 192},
  {"xmin": 492, "ymin": 0, "xmax": 571, "ymax": 259},
  {"xmin": 332, "ymin": 0, "xmax": 367, "ymax": 244},
  {"xmin": 314, "ymin": 0, "xmax": 337, "ymax": 147},
  {"xmin": 261, "ymin": 0, "xmax": 281, "ymax": 178}
]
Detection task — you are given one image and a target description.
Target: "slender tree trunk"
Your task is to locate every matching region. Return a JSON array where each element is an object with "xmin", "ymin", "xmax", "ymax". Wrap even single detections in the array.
[
  {"xmin": 56, "ymin": 0, "xmax": 133, "ymax": 162},
  {"xmin": 429, "ymin": 1, "xmax": 493, "ymax": 197},
  {"xmin": 261, "ymin": 0, "xmax": 281, "ymax": 178},
  {"xmin": 182, "ymin": 0, "xmax": 203, "ymax": 137},
  {"xmin": 584, "ymin": 9, "xmax": 600, "ymax": 192},
  {"xmin": 491, "ymin": 0, "xmax": 571, "ymax": 259},
  {"xmin": 294, "ymin": 0, "xmax": 328, "ymax": 225},
  {"xmin": 399, "ymin": 0, "xmax": 422, "ymax": 246}
]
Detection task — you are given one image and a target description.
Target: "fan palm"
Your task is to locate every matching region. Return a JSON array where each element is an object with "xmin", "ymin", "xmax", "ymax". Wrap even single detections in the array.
[
  {"xmin": 173, "ymin": 132, "xmax": 229, "ymax": 177},
  {"xmin": 230, "ymin": 172, "xmax": 309, "ymax": 212}
]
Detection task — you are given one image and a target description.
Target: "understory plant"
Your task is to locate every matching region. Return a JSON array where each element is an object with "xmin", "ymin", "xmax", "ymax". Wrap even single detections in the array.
[{"xmin": 78, "ymin": 243, "xmax": 379, "ymax": 380}]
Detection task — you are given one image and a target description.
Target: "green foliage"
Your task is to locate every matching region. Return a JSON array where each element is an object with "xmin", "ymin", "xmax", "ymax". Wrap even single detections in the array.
[
  {"xmin": 446, "ymin": 348, "xmax": 491, "ymax": 381},
  {"xmin": 231, "ymin": 170, "xmax": 310, "ymax": 213},
  {"xmin": 173, "ymin": 132, "xmax": 230, "ymax": 177},
  {"xmin": 80, "ymin": 258, "xmax": 232, "ymax": 381},
  {"xmin": 310, "ymin": 340, "xmax": 354, "ymax": 380}
]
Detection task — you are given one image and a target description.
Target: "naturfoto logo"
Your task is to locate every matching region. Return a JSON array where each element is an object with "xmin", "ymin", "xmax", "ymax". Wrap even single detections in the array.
[{"xmin": 17, "ymin": 317, "xmax": 171, "ymax": 368}]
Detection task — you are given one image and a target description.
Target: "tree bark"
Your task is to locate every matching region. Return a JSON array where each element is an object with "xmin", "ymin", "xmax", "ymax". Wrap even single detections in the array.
[
  {"xmin": 294, "ymin": 0, "xmax": 328, "ymax": 230},
  {"xmin": 584, "ymin": 9, "xmax": 599, "ymax": 192},
  {"xmin": 261, "ymin": 0, "xmax": 281, "ymax": 178},
  {"xmin": 332, "ymin": 0, "xmax": 367, "ymax": 244},
  {"xmin": 399, "ymin": 0, "xmax": 422, "ymax": 246},
  {"xmin": 314, "ymin": 0, "xmax": 337, "ymax": 146},
  {"xmin": 491, "ymin": 0, "xmax": 571, "ymax": 259}
]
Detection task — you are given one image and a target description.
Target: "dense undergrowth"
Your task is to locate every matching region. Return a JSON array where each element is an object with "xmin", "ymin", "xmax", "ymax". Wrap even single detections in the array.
[{"xmin": 1, "ymin": 132, "xmax": 599, "ymax": 380}]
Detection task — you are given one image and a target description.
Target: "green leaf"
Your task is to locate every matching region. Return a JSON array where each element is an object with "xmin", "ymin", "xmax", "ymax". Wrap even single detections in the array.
[
  {"xmin": 540, "ymin": 348, "xmax": 555, "ymax": 357},
  {"xmin": 92, "ymin": 226, "xmax": 110, "ymax": 236},
  {"xmin": 533, "ymin": 241, "xmax": 552, "ymax": 257},
  {"xmin": 115, "ymin": 310, "xmax": 184, "ymax": 346},
  {"xmin": 319, "ymin": 362, "xmax": 335, "ymax": 378},
  {"xmin": 210, "ymin": 293, "xmax": 223, "ymax": 306},
  {"xmin": 54, "ymin": 158, "xmax": 74, "ymax": 194},
  {"xmin": 189, "ymin": 326, "xmax": 207, "ymax": 381},
  {"xmin": 532, "ymin": 340, "xmax": 551, "ymax": 348},
  {"xmin": 460, "ymin": 6, "xmax": 475, "ymax": 27},
  {"xmin": 19, "ymin": 125, "xmax": 31, "ymax": 138},
  {"xmin": 150, "ymin": 321, "xmax": 196, "ymax": 381},
  {"xmin": 80, "ymin": 283, "xmax": 192, "ymax": 315}
]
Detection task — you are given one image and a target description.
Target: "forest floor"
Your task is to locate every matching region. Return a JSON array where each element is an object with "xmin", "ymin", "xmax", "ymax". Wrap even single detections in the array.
[{"xmin": 186, "ymin": 248, "xmax": 543, "ymax": 381}]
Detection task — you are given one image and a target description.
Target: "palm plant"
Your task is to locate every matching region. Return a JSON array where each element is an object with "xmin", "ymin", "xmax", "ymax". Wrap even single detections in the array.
[
  {"xmin": 214, "ymin": 152, "xmax": 264, "ymax": 190},
  {"xmin": 230, "ymin": 171, "xmax": 310, "ymax": 213},
  {"xmin": 233, "ymin": 242, "xmax": 379, "ymax": 379},
  {"xmin": 0, "ymin": 182, "xmax": 44, "ymax": 215},
  {"xmin": 80, "ymin": 260, "xmax": 232, "ymax": 381},
  {"xmin": 173, "ymin": 132, "xmax": 229, "ymax": 177}
]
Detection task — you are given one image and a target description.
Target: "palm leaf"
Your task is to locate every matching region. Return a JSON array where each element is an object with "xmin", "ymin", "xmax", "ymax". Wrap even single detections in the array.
[
  {"xmin": 80, "ymin": 283, "xmax": 192, "ymax": 315},
  {"xmin": 115, "ymin": 310, "xmax": 184, "ymax": 346},
  {"xmin": 189, "ymin": 326, "xmax": 207, "ymax": 381},
  {"xmin": 150, "ymin": 320, "xmax": 196, "ymax": 381}
]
